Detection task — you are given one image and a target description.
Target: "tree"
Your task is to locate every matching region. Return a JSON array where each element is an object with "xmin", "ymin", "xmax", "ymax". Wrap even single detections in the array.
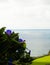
[{"xmin": 0, "ymin": 27, "xmax": 33, "ymax": 65}]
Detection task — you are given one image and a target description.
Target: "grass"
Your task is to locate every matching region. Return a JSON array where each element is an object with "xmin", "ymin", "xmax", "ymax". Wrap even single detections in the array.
[{"xmin": 31, "ymin": 55, "xmax": 50, "ymax": 65}]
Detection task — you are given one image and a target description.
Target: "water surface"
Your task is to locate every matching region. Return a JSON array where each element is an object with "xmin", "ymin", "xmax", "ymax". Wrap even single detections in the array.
[{"xmin": 13, "ymin": 29, "xmax": 50, "ymax": 56}]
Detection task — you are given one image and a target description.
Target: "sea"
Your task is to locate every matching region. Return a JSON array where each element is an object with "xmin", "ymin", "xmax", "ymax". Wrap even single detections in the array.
[{"xmin": 12, "ymin": 29, "xmax": 50, "ymax": 57}]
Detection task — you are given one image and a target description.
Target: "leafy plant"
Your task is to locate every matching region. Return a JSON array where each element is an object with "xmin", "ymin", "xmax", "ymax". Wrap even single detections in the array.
[{"xmin": 0, "ymin": 27, "xmax": 33, "ymax": 65}]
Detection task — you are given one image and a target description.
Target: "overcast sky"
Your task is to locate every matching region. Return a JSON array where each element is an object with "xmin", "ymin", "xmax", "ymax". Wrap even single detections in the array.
[{"xmin": 0, "ymin": 0, "xmax": 50, "ymax": 29}]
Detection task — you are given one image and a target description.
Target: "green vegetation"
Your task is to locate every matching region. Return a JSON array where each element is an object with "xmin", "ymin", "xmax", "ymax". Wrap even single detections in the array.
[
  {"xmin": 31, "ymin": 55, "xmax": 50, "ymax": 65},
  {"xmin": 0, "ymin": 27, "xmax": 33, "ymax": 65}
]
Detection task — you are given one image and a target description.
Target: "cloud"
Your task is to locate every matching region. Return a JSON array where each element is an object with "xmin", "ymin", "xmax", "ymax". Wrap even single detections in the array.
[
  {"xmin": 24, "ymin": 0, "xmax": 50, "ymax": 6},
  {"xmin": 0, "ymin": 0, "xmax": 50, "ymax": 29},
  {"xmin": 0, "ymin": 0, "xmax": 8, "ymax": 2}
]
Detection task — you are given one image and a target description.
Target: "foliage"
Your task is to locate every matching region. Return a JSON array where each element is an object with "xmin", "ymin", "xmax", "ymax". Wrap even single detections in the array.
[
  {"xmin": 31, "ymin": 56, "xmax": 50, "ymax": 65},
  {"xmin": 0, "ymin": 27, "xmax": 33, "ymax": 65}
]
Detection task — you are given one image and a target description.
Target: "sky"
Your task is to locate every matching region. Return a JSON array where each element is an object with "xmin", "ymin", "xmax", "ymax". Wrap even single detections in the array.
[{"xmin": 0, "ymin": 0, "xmax": 50, "ymax": 29}]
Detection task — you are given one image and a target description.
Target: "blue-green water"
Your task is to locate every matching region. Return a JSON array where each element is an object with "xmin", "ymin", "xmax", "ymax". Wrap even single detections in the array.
[{"xmin": 13, "ymin": 29, "xmax": 50, "ymax": 56}]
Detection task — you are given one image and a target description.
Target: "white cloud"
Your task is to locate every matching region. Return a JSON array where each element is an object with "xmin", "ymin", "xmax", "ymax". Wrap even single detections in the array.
[
  {"xmin": 0, "ymin": 0, "xmax": 8, "ymax": 2},
  {"xmin": 0, "ymin": 0, "xmax": 50, "ymax": 29},
  {"xmin": 24, "ymin": 0, "xmax": 50, "ymax": 6}
]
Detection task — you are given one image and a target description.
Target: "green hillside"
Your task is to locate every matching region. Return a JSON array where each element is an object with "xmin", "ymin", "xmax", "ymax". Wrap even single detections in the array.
[{"xmin": 31, "ymin": 55, "xmax": 50, "ymax": 65}]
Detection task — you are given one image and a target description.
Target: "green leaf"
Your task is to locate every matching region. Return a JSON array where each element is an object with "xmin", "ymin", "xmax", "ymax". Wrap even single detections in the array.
[{"xmin": 0, "ymin": 27, "xmax": 6, "ymax": 34}]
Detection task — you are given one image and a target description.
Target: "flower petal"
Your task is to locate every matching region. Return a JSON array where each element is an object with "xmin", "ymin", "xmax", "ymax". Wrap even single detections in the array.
[
  {"xmin": 6, "ymin": 30, "xmax": 12, "ymax": 35},
  {"xmin": 19, "ymin": 38, "xmax": 24, "ymax": 42}
]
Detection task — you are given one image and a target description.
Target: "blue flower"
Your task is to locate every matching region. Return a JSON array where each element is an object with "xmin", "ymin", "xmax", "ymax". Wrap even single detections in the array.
[
  {"xmin": 6, "ymin": 30, "xmax": 12, "ymax": 35},
  {"xmin": 8, "ymin": 58, "xmax": 13, "ymax": 65},
  {"xmin": 19, "ymin": 38, "xmax": 24, "ymax": 43}
]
